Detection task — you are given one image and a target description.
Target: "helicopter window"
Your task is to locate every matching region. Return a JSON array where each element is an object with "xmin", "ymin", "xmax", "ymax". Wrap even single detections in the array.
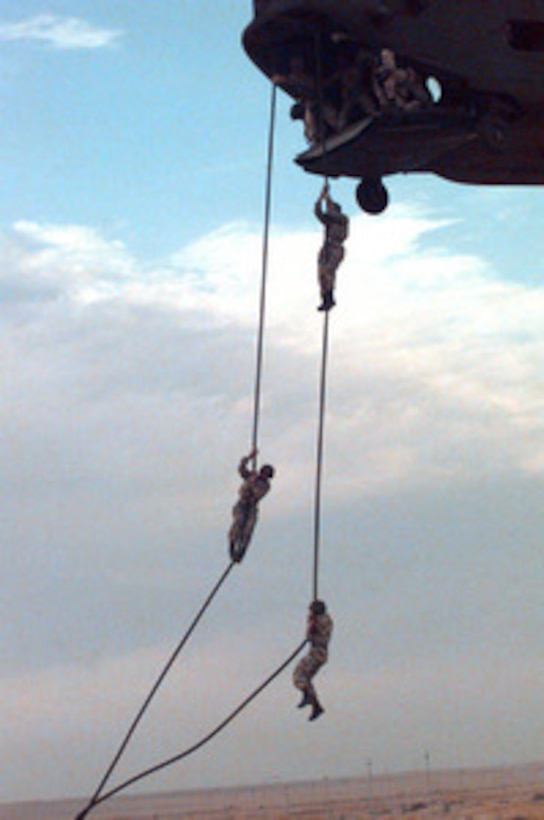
[
  {"xmin": 507, "ymin": 19, "xmax": 544, "ymax": 51},
  {"xmin": 425, "ymin": 76, "xmax": 442, "ymax": 103}
]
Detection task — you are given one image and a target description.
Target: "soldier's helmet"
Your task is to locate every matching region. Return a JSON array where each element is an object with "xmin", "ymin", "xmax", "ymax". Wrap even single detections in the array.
[
  {"xmin": 310, "ymin": 599, "xmax": 326, "ymax": 615},
  {"xmin": 260, "ymin": 464, "xmax": 275, "ymax": 479}
]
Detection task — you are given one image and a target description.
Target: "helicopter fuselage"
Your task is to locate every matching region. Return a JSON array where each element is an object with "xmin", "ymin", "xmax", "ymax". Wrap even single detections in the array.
[{"xmin": 243, "ymin": 0, "xmax": 544, "ymax": 209}]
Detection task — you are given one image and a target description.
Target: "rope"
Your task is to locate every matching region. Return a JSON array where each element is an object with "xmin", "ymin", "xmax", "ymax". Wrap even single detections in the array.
[
  {"xmin": 75, "ymin": 638, "xmax": 307, "ymax": 818},
  {"xmin": 251, "ymin": 81, "xmax": 277, "ymax": 468},
  {"xmin": 313, "ymin": 311, "xmax": 331, "ymax": 601},
  {"xmin": 313, "ymin": 30, "xmax": 329, "ymax": 185},
  {"xmin": 311, "ymin": 32, "xmax": 333, "ymax": 602},
  {"xmin": 75, "ymin": 561, "xmax": 235, "ymax": 820},
  {"xmin": 75, "ymin": 82, "xmax": 283, "ymax": 820}
]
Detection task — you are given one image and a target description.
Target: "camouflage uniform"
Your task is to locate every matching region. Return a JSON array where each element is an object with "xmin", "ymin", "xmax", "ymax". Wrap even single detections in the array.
[
  {"xmin": 293, "ymin": 603, "xmax": 333, "ymax": 718},
  {"xmin": 372, "ymin": 48, "xmax": 399, "ymax": 108},
  {"xmin": 393, "ymin": 66, "xmax": 431, "ymax": 111},
  {"xmin": 315, "ymin": 192, "xmax": 349, "ymax": 311},
  {"xmin": 229, "ymin": 454, "xmax": 272, "ymax": 562},
  {"xmin": 373, "ymin": 49, "xmax": 430, "ymax": 112}
]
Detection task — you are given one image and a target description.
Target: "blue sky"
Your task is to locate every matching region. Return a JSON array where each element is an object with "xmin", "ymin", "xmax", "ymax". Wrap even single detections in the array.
[{"xmin": 1, "ymin": 0, "xmax": 544, "ymax": 807}]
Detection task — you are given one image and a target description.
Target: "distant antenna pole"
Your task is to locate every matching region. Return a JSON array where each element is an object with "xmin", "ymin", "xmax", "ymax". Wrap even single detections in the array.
[
  {"xmin": 367, "ymin": 758, "xmax": 374, "ymax": 807},
  {"xmin": 424, "ymin": 749, "xmax": 431, "ymax": 795}
]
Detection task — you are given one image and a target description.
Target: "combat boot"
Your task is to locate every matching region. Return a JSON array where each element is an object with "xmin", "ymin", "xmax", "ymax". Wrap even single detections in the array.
[
  {"xmin": 309, "ymin": 701, "xmax": 325, "ymax": 721},
  {"xmin": 318, "ymin": 291, "xmax": 335, "ymax": 311}
]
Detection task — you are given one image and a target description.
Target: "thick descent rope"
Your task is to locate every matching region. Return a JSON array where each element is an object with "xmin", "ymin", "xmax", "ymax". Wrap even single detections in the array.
[
  {"xmin": 75, "ymin": 561, "xmax": 236, "ymax": 820},
  {"xmin": 251, "ymin": 82, "xmax": 277, "ymax": 467},
  {"xmin": 313, "ymin": 311, "xmax": 331, "ymax": 601},
  {"xmin": 76, "ymin": 638, "xmax": 307, "ymax": 817},
  {"xmin": 313, "ymin": 27, "xmax": 331, "ymax": 190},
  {"xmin": 312, "ymin": 30, "xmax": 332, "ymax": 603},
  {"xmin": 74, "ymin": 84, "xmax": 284, "ymax": 820}
]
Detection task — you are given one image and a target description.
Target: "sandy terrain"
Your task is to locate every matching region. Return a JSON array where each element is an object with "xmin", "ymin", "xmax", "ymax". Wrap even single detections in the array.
[{"xmin": 3, "ymin": 761, "xmax": 544, "ymax": 819}]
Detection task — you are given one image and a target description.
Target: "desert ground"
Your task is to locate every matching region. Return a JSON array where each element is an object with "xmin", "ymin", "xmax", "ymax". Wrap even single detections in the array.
[{"xmin": 3, "ymin": 761, "xmax": 544, "ymax": 819}]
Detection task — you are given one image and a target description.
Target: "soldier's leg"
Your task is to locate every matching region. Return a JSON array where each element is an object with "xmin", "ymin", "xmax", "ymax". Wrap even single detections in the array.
[
  {"xmin": 295, "ymin": 651, "xmax": 328, "ymax": 714},
  {"xmin": 317, "ymin": 246, "xmax": 328, "ymax": 308},
  {"xmin": 309, "ymin": 698, "xmax": 325, "ymax": 721},
  {"xmin": 324, "ymin": 245, "xmax": 345, "ymax": 309},
  {"xmin": 318, "ymin": 264, "xmax": 334, "ymax": 311},
  {"xmin": 230, "ymin": 504, "xmax": 258, "ymax": 563},
  {"xmin": 293, "ymin": 655, "xmax": 317, "ymax": 706},
  {"xmin": 318, "ymin": 250, "xmax": 341, "ymax": 310},
  {"xmin": 303, "ymin": 651, "xmax": 326, "ymax": 720},
  {"xmin": 241, "ymin": 505, "xmax": 257, "ymax": 547},
  {"xmin": 229, "ymin": 502, "xmax": 247, "ymax": 562}
]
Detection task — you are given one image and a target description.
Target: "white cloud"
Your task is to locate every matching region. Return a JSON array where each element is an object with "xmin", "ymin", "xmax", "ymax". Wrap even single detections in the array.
[
  {"xmin": 7, "ymin": 221, "xmax": 136, "ymax": 301},
  {"xmin": 3, "ymin": 209, "xmax": 544, "ymax": 505},
  {"xmin": 0, "ymin": 14, "xmax": 122, "ymax": 50},
  {"xmin": 2, "ymin": 208, "xmax": 544, "ymax": 801}
]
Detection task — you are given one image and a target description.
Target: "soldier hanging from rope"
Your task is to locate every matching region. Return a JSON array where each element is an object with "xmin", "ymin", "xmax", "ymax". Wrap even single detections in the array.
[
  {"xmin": 293, "ymin": 599, "xmax": 333, "ymax": 721},
  {"xmin": 314, "ymin": 182, "xmax": 349, "ymax": 312},
  {"xmin": 228, "ymin": 448, "xmax": 275, "ymax": 563}
]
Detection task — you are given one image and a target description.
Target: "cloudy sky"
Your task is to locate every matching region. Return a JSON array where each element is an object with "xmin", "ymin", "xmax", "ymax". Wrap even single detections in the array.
[{"xmin": 1, "ymin": 0, "xmax": 544, "ymax": 807}]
